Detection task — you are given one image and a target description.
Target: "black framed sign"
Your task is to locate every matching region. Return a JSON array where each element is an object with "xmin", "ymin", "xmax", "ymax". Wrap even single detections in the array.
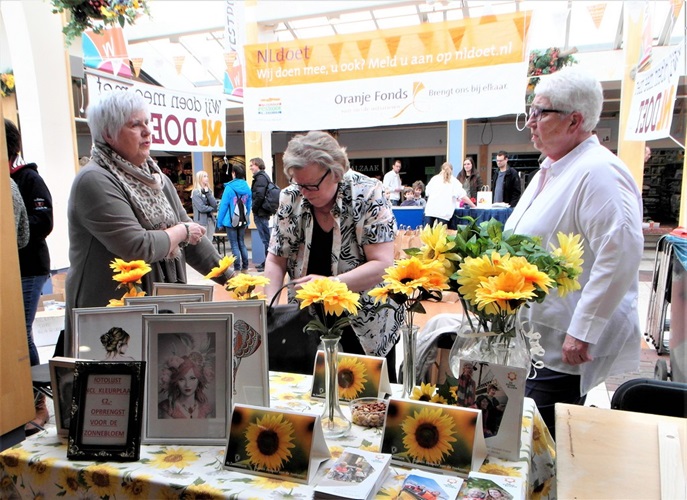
[{"xmin": 67, "ymin": 361, "xmax": 146, "ymax": 462}]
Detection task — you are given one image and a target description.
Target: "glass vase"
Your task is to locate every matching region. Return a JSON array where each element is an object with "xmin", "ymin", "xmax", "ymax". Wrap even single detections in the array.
[
  {"xmin": 449, "ymin": 309, "xmax": 531, "ymax": 374},
  {"xmin": 401, "ymin": 325, "xmax": 419, "ymax": 398},
  {"xmin": 320, "ymin": 336, "xmax": 351, "ymax": 439}
]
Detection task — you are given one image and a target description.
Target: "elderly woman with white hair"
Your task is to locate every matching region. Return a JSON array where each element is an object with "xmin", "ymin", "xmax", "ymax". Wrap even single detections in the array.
[
  {"xmin": 264, "ymin": 131, "xmax": 401, "ymax": 381},
  {"xmin": 505, "ymin": 67, "xmax": 643, "ymax": 438},
  {"xmin": 65, "ymin": 90, "xmax": 230, "ymax": 355}
]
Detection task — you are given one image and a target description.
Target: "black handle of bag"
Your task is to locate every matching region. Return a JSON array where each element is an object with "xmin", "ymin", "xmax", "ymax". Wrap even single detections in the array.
[{"xmin": 268, "ymin": 282, "xmax": 296, "ymax": 309}]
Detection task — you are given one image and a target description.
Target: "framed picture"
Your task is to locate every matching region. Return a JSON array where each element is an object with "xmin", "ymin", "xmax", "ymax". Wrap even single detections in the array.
[
  {"xmin": 124, "ymin": 293, "xmax": 205, "ymax": 313},
  {"xmin": 72, "ymin": 305, "xmax": 158, "ymax": 360},
  {"xmin": 181, "ymin": 300, "xmax": 269, "ymax": 407},
  {"xmin": 143, "ymin": 313, "xmax": 232, "ymax": 445},
  {"xmin": 153, "ymin": 282, "xmax": 214, "ymax": 302},
  {"xmin": 67, "ymin": 360, "xmax": 146, "ymax": 462},
  {"xmin": 49, "ymin": 357, "xmax": 78, "ymax": 436}
]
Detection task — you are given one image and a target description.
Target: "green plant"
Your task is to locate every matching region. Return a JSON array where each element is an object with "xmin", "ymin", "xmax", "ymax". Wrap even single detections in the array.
[{"xmin": 50, "ymin": 0, "xmax": 150, "ymax": 46}]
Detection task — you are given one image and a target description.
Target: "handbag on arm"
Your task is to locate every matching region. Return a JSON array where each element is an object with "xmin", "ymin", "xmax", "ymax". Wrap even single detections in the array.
[{"xmin": 266, "ymin": 282, "xmax": 321, "ymax": 374}]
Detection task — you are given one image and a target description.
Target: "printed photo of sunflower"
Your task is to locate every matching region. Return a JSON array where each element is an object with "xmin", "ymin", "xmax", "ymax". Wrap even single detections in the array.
[
  {"xmin": 382, "ymin": 399, "xmax": 479, "ymax": 474},
  {"xmin": 311, "ymin": 352, "xmax": 382, "ymax": 401},
  {"xmin": 225, "ymin": 406, "xmax": 314, "ymax": 482}
]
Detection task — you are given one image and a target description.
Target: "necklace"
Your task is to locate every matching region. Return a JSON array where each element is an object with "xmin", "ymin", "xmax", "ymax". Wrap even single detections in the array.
[{"xmin": 183, "ymin": 403, "xmax": 196, "ymax": 418}]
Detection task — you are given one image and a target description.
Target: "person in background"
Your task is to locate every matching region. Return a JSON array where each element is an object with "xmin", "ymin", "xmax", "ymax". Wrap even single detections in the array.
[
  {"xmin": 412, "ymin": 180, "xmax": 426, "ymax": 207},
  {"xmin": 491, "ymin": 150, "xmax": 521, "ymax": 207},
  {"xmin": 505, "ymin": 67, "xmax": 643, "ymax": 438},
  {"xmin": 191, "ymin": 170, "xmax": 217, "ymax": 240},
  {"xmin": 383, "ymin": 159, "xmax": 403, "ymax": 206},
  {"xmin": 400, "ymin": 187, "xmax": 419, "ymax": 206},
  {"xmin": 11, "ymin": 177, "xmax": 29, "ymax": 249},
  {"xmin": 5, "ymin": 119, "xmax": 54, "ymax": 435},
  {"xmin": 456, "ymin": 156, "xmax": 483, "ymax": 200},
  {"xmin": 217, "ymin": 164, "xmax": 252, "ymax": 273},
  {"xmin": 644, "ymin": 146, "xmax": 652, "ymax": 163},
  {"xmin": 424, "ymin": 162, "xmax": 475, "ymax": 228},
  {"xmin": 264, "ymin": 131, "xmax": 401, "ymax": 382},
  {"xmin": 248, "ymin": 157, "xmax": 272, "ymax": 272},
  {"xmin": 66, "ymin": 91, "xmax": 230, "ymax": 356}
]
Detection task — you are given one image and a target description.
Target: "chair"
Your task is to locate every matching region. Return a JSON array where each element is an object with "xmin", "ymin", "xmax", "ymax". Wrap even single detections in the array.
[{"xmin": 610, "ymin": 378, "xmax": 687, "ymax": 418}]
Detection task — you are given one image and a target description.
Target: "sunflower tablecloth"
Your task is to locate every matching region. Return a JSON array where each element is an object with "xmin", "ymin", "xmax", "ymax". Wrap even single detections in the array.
[{"xmin": 0, "ymin": 372, "xmax": 555, "ymax": 499}]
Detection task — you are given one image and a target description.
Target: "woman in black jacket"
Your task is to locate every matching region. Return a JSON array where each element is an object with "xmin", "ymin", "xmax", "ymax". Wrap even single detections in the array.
[{"xmin": 456, "ymin": 156, "xmax": 483, "ymax": 200}]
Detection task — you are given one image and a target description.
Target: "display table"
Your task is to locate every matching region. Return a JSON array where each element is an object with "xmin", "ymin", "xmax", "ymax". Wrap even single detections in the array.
[
  {"xmin": 556, "ymin": 403, "xmax": 687, "ymax": 499},
  {"xmin": 0, "ymin": 372, "xmax": 555, "ymax": 499},
  {"xmin": 453, "ymin": 207, "xmax": 514, "ymax": 226}
]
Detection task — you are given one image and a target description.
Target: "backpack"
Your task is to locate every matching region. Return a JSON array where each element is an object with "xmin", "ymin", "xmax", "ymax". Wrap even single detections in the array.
[
  {"xmin": 262, "ymin": 181, "xmax": 281, "ymax": 215},
  {"xmin": 231, "ymin": 196, "xmax": 247, "ymax": 228}
]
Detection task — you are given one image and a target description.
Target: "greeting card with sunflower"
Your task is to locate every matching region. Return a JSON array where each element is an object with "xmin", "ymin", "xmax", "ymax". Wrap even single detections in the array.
[
  {"xmin": 107, "ymin": 258, "xmax": 151, "ymax": 307},
  {"xmin": 223, "ymin": 404, "xmax": 330, "ymax": 484},
  {"xmin": 380, "ymin": 398, "xmax": 486, "ymax": 476},
  {"xmin": 311, "ymin": 352, "xmax": 389, "ymax": 401}
]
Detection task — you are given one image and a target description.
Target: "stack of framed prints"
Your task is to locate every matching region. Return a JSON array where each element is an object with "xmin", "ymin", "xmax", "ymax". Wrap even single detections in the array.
[{"xmin": 152, "ymin": 282, "xmax": 214, "ymax": 301}]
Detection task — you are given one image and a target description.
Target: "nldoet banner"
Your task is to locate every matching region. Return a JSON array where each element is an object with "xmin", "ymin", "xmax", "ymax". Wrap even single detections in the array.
[
  {"xmin": 86, "ymin": 72, "xmax": 227, "ymax": 153},
  {"xmin": 243, "ymin": 11, "xmax": 532, "ymax": 132}
]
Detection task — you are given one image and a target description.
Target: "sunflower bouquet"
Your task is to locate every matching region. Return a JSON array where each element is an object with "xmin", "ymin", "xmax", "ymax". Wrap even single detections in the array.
[{"xmin": 107, "ymin": 258, "xmax": 151, "ymax": 306}]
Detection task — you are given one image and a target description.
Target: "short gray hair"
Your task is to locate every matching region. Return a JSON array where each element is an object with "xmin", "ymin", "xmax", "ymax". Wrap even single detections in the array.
[
  {"xmin": 87, "ymin": 90, "xmax": 149, "ymax": 143},
  {"xmin": 534, "ymin": 67, "xmax": 603, "ymax": 132},
  {"xmin": 283, "ymin": 131, "xmax": 349, "ymax": 181}
]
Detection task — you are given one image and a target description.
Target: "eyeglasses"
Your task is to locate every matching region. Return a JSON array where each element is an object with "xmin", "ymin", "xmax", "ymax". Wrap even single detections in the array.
[
  {"xmin": 290, "ymin": 169, "xmax": 330, "ymax": 192},
  {"xmin": 527, "ymin": 107, "xmax": 569, "ymax": 122}
]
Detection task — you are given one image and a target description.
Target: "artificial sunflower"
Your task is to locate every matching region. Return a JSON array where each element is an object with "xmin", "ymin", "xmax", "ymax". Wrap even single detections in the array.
[
  {"xmin": 147, "ymin": 447, "xmax": 199, "ymax": 469},
  {"xmin": 244, "ymin": 413, "xmax": 296, "ymax": 471},
  {"xmin": 82, "ymin": 463, "xmax": 120, "ymax": 497},
  {"xmin": 107, "ymin": 258, "xmax": 151, "ymax": 306},
  {"xmin": 296, "ymin": 278, "xmax": 360, "ymax": 339},
  {"xmin": 183, "ymin": 483, "xmax": 226, "ymax": 499},
  {"xmin": 401, "ymin": 407, "xmax": 458, "ymax": 464},
  {"xmin": 418, "ymin": 223, "xmax": 461, "ymax": 274},
  {"xmin": 205, "ymin": 255, "xmax": 235, "ymax": 279},
  {"xmin": 226, "ymin": 273, "xmax": 270, "ymax": 300},
  {"xmin": 337, "ymin": 356, "xmax": 368, "ymax": 400}
]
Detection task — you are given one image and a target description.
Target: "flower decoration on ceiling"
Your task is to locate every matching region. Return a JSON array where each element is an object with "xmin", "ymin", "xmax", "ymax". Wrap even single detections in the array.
[
  {"xmin": 50, "ymin": 0, "xmax": 151, "ymax": 46},
  {"xmin": 0, "ymin": 70, "xmax": 15, "ymax": 98},
  {"xmin": 527, "ymin": 47, "xmax": 578, "ymax": 103}
]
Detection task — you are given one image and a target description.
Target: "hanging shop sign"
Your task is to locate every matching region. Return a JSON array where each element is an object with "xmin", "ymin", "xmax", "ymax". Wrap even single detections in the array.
[
  {"xmin": 243, "ymin": 11, "xmax": 531, "ymax": 132},
  {"xmin": 86, "ymin": 72, "xmax": 227, "ymax": 153},
  {"xmin": 625, "ymin": 43, "xmax": 683, "ymax": 141}
]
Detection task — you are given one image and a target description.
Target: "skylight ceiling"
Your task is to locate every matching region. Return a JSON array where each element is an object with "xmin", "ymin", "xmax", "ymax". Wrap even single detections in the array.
[{"xmin": 122, "ymin": 0, "xmax": 685, "ymax": 95}]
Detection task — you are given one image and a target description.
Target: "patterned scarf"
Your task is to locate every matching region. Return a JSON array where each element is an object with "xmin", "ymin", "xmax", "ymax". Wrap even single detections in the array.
[{"xmin": 90, "ymin": 142, "xmax": 177, "ymax": 231}]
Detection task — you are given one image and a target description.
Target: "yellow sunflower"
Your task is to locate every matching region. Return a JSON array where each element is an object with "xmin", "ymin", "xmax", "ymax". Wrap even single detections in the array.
[
  {"xmin": 479, "ymin": 462, "xmax": 522, "ymax": 477},
  {"xmin": 456, "ymin": 252, "xmax": 502, "ymax": 302},
  {"xmin": 402, "ymin": 407, "xmax": 457, "ymax": 464},
  {"xmin": 204, "ymin": 255, "xmax": 235, "ymax": 279},
  {"xmin": 474, "ymin": 272, "xmax": 537, "ymax": 314},
  {"xmin": 148, "ymin": 448, "xmax": 199, "ymax": 469},
  {"xmin": 58, "ymin": 467, "xmax": 81, "ymax": 494},
  {"xmin": 296, "ymin": 278, "xmax": 360, "ymax": 317},
  {"xmin": 500, "ymin": 256, "xmax": 553, "ymax": 292},
  {"xmin": 245, "ymin": 414, "xmax": 296, "ymax": 471},
  {"xmin": 109, "ymin": 259, "xmax": 151, "ymax": 284},
  {"xmin": 419, "ymin": 223, "xmax": 459, "ymax": 273},
  {"xmin": 551, "ymin": 232, "xmax": 584, "ymax": 272},
  {"xmin": 337, "ymin": 356, "xmax": 368, "ymax": 400},
  {"xmin": 183, "ymin": 483, "xmax": 225, "ymax": 499},
  {"xmin": 0, "ymin": 447, "xmax": 30, "ymax": 473},
  {"xmin": 28, "ymin": 457, "xmax": 57, "ymax": 485},
  {"xmin": 107, "ymin": 283, "xmax": 147, "ymax": 307},
  {"xmin": 122, "ymin": 474, "xmax": 151, "ymax": 498},
  {"xmin": 83, "ymin": 463, "xmax": 120, "ymax": 497},
  {"xmin": 409, "ymin": 382, "xmax": 437, "ymax": 402},
  {"xmin": 381, "ymin": 257, "xmax": 447, "ymax": 298},
  {"xmin": 225, "ymin": 274, "xmax": 270, "ymax": 300}
]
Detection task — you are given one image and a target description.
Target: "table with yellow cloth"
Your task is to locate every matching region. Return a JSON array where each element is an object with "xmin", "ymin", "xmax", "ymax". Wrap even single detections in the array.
[{"xmin": 0, "ymin": 372, "xmax": 555, "ymax": 499}]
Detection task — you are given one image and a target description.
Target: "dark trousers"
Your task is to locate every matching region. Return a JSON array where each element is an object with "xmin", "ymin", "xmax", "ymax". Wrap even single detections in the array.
[
  {"xmin": 525, "ymin": 366, "xmax": 586, "ymax": 441},
  {"xmin": 339, "ymin": 326, "xmax": 397, "ymax": 384}
]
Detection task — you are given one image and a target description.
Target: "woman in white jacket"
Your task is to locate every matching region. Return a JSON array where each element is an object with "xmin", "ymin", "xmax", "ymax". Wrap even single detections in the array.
[{"xmin": 424, "ymin": 162, "xmax": 475, "ymax": 228}]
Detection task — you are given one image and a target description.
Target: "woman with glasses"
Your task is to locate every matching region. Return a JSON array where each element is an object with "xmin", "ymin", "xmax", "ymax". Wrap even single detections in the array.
[{"xmin": 264, "ymin": 131, "xmax": 401, "ymax": 382}]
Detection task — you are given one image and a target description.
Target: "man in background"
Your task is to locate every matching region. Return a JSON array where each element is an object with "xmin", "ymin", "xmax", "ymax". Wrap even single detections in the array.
[
  {"xmin": 383, "ymin": 159, "xmax": 403, "ymax": 206},
  {"xmin": 492, "ymin": 151, "xmax": 521, "ymax": 207},
  {"xmin": 248, "ymin": 157, "xmax": 271, "ymax": 272}
]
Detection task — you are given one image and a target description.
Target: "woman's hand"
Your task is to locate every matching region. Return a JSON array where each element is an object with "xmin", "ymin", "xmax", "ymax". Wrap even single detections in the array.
[{"xmin": 186, "ymin": 222, "xmax": 206, "ymax": 245}]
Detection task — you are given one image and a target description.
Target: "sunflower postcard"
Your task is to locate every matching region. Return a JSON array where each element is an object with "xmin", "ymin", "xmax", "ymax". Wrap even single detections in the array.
[
  {"xmin": 381, "ymin": 398, "xmax": 487, "ymax": 477},
  {"xmin": 311, "ymin": 352, "xmax": 391, "ymax": 401},
  {"xmin": 224, "ymin": 404, "xmax": 330, "ymax": 484}
]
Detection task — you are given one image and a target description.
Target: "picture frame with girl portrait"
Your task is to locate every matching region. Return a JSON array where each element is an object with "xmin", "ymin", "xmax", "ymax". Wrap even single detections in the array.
[
  {"xmin": 142, "ymin": 313, "xmax": 233, "ymax": 445},
  {"xmin": 72, "ymin": 304, "xmax": 158, "ymax": 360}
]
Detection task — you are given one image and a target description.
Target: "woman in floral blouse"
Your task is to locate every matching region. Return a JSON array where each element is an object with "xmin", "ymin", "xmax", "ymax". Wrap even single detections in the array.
[{"xmin": 264, "ymin": 131, "xmax": 402, "ymax": 381}]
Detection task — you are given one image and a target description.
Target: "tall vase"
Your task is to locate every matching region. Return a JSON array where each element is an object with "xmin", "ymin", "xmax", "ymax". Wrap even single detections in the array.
[
  {"xmin": 320, "ymin": 336, "xmax": 351, "ymax": 438},
  {"xmin": 449, "ymin": 309, "xmax": 531, "ymax": 374},
  {"xmin": 401, "ymin": 325, "xmax": 419, "ymax": 398}
]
